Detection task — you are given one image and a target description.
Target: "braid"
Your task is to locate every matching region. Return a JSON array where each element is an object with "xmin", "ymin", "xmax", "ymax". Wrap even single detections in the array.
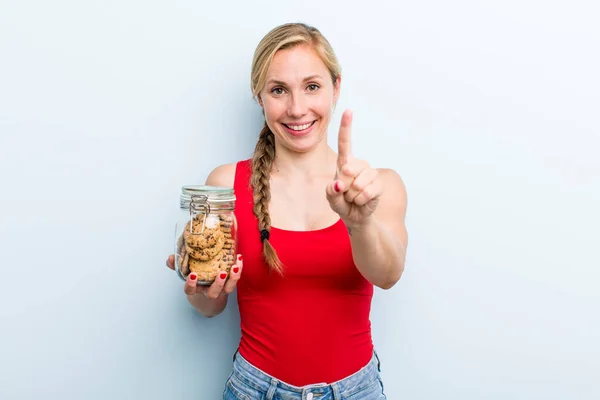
[{"xmin": 251, "ymin": 122, "xmax": 283, "ymax": 274}]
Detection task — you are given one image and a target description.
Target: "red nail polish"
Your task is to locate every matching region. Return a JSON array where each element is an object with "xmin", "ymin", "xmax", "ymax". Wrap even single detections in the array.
[
  {"xmin": 238, "ymin": 255, "xmax": 243, "ymax": 261},
  {"xmin": 233, "ymin": 267, "xmax": 239, "ymax": 274},
  {"xmin": 334, "ymin": 182, "xmax": 340, "ymax": 192},
  {"xmin": 220, "ymin": 272, "xmax": 227, "ymax": 280},
  {"xmin": 190, "ymin": 273, "xmax": 197, "ymax": 280}
]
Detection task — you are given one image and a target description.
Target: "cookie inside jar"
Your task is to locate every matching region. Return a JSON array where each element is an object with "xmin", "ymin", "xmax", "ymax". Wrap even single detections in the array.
[{"xmin": 176, "ymin": 185, "xmax": 237, "ymax": 285}]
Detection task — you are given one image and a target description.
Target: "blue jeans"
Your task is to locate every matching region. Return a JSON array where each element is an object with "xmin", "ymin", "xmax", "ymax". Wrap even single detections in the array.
[{"xmin": 222, "ymin": 350, "xmax": 387, "ymax": 400}]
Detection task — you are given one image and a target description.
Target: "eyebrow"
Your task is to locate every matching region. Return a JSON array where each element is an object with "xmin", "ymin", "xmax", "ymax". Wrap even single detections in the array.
[{"xmin": 266, "ymin": 74, "xmax": 324, "ymax": 86}]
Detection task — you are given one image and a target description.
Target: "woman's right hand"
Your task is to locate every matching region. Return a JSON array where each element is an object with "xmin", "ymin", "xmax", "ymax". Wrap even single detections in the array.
[{"xmin": 166, "ymin": 254, "xmax": 243, "ymax": 299}]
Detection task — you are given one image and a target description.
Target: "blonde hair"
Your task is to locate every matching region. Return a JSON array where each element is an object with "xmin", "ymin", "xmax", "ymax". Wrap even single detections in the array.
[{"xmin": 250, "ymin": 23, "xmax": 342, "ymax": 274}]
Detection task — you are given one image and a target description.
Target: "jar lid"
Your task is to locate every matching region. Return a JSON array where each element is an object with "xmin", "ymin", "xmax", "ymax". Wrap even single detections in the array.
[{"xmin": 180, "ymin": 185, "xmax": 236, "ymax": 209}]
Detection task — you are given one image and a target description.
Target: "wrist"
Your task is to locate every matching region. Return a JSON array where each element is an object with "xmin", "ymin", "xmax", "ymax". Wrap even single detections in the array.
[{"xmin": 344, "ymin": 215, "xmax": 377, "ymax": 234}]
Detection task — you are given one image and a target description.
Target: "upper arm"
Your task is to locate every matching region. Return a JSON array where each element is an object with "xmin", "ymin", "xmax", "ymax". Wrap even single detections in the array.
[
  {"xmin": 375, "ymin": 168, "xmax": 408, "ymax": 250},
  {"xmin": 205, "ymin": 163, "xmax": 236, "ymax": 188}
]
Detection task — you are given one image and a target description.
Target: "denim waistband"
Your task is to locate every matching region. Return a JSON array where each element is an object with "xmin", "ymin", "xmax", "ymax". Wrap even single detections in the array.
[{"xmin": 231, "ymin": 350, "xmax": 382, "ymax": 399}]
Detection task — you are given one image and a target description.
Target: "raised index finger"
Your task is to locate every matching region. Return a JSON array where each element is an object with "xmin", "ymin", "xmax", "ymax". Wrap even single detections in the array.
[{"xmin": 337, "ymin": 109, "xmax": 353, "ymax": 166}]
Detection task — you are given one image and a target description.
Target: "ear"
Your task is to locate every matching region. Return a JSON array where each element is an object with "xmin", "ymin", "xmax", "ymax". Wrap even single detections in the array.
[
  {"xmin": 257, "ymin": 94, "xmax": 264, "ymax": 108},
  {"xmin": 333, "ymin": 76, "xmax": 342, "ymax": 105}
]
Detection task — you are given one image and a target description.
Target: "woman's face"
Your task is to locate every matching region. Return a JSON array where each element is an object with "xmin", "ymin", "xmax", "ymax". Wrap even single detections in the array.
[{"xmin": 259, "ymin": 44, "xmax": 340, "ymax": 154}]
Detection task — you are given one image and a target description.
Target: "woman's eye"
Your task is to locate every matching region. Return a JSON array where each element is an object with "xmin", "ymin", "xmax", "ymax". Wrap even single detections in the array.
[
  {"xmin": 271, "ymin": 87, "xmax": 284, "ymax": 95},
  {"xmin": 307, "ymin": 84, "xmax": 319, "ymax": 91}
]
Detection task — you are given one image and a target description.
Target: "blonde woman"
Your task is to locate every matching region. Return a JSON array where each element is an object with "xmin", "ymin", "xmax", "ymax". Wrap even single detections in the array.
[{"xmin": 167, "ymin": 22, "xmax": 408, "ymax": 400}]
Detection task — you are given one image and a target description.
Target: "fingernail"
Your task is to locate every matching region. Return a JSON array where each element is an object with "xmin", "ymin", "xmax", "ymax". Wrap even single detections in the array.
[
  {"xmin": 219, "ymin": 272, "xmax": 227, "ymax": 280},
  {"xmin": 233, "ymin": 267, "xmax": 239, "ymax": 274},
  {"xmin": 334, "ymin": 182, "xmax": 340, "ymax": 192},
  {"xmin": 190, "ymin": 273, "xmax": 197, "ymax": 280},
  {"xmin": 238, "ymin": 254, "xmax": 243, "ymax": 261}
]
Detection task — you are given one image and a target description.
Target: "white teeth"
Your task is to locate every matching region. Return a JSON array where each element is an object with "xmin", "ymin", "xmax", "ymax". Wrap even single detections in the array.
[{"xmin": 287, "ymin": 122, "xmax": 313, "ymax": 131}]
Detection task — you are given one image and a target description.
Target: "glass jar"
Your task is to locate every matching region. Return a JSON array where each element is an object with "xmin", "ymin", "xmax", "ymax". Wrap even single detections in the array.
[{"xmin": 175, "ymin": 185, "xmax": 237, "ymax": 286}]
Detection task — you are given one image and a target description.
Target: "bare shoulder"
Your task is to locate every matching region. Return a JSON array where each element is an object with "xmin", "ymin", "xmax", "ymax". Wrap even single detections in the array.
[{"xmin": 205, "ymin": 162, "xmax": 237, "ymax": 187}]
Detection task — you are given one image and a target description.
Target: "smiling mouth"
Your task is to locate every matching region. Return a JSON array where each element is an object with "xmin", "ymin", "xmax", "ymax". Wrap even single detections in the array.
[{"xmin": 283, "ymin": 121, "xmax": 316, "ymax": 131}]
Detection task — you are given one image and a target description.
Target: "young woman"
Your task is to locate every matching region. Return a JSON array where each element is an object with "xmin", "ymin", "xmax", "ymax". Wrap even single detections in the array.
[{"xmin": 167, "ymin": 22, "xmax": 408, "ymax": 400}]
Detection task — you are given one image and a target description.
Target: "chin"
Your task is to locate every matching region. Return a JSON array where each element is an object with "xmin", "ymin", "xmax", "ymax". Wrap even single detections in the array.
[{"xmin": 286, "ymin": 135, "xmax": 327, "ymax": 154}]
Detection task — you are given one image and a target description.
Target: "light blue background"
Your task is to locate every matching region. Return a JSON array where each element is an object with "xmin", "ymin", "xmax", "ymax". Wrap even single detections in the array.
[{"xmin": 1, "ymin": 0, "xmax": 598, "ymax": 399}]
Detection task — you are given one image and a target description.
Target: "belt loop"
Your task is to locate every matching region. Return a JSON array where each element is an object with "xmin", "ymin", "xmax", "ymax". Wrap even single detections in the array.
[
  {"xmin": 266, "ymin": 378, "xmax": 278, "ymax": 400},
  {"xmin": 331, "ymin": 382, "xmax": 342, "ymax": 400}
]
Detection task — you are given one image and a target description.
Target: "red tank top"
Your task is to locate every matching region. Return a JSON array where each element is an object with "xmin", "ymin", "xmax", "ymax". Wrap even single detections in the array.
[{"xmin": 233, "ymin": 159, "xmax": 374, "ymax": 386}]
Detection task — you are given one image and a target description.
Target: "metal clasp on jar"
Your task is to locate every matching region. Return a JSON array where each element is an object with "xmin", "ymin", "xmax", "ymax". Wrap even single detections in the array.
[{"xmin": 189, "ymin": 194, "xmax": 211, "ymax": 234}]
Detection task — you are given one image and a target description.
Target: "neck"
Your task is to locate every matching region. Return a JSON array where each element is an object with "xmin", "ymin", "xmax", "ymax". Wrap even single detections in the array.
[{"xmin": 272, "ymin": 140, "xmax": 337, "ymax": 178}]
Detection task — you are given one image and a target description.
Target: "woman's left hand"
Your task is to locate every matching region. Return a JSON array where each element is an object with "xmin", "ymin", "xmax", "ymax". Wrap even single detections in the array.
[{"xmin": 326, "ymin": 110, "xmax": 384, "ymax": 227}]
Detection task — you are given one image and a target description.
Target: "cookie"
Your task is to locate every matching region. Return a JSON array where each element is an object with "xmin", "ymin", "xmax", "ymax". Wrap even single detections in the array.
[
  {"xmin": 183, "ymin": 216, "xmax": 217, "ymax": 234},
  {"xmin": 219, "ymin": 215, "xmax": 234, "ymax": 224},
  {"xmin": 176, "ymin": 233, "xmax": 184, "ymax": 254},
  {"xmin": 180, "ymin": 252, "xmax": 190, "ymax": 277},
  {"xmin": 177, "ymin": 212, "xmax": 236, "ymax": 282},
  {"xmin": 184, "ymin": 226, "xmax": 225, "ymax": 249},
  {"xmin": 189, "ymin": 252, "xmax": 231, "ymax": 283},
  {"xmin": 222, "ymin": 256, "xmax": 234, "ymax": 265},
  {"xmin": 185, "ymin": 240, "xmax": 224, "ymax": 261}
]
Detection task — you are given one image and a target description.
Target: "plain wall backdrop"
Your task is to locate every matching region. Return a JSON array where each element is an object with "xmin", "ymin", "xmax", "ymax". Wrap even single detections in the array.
[{"xmin": 1, "ymin": 0, "xmax": 598, "ymax": 399}]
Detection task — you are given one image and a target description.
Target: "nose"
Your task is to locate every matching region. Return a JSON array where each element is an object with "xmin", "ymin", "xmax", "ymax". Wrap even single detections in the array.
[{"xmin": 287, "ymin": 92, "xmax": 308, "ymax": 118}]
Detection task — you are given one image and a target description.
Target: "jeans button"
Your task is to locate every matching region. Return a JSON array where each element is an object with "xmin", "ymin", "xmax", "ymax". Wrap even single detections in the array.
[{"xmin": 306, "ymin": 393, "xmax": 313, "ymax": 400}]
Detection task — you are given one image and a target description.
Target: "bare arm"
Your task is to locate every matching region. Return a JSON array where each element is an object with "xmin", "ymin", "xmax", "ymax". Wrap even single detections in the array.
[
  {"xmin": 185, "ymin": 275, "xmax": 229, "ymax": 318},
  {"xmin": 346, "ymin": 169, "xmax": 408, "ymax": 289},
  {"xmin": 326, "ymin": 110, "xmax": 408, "ymax": 290}
]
